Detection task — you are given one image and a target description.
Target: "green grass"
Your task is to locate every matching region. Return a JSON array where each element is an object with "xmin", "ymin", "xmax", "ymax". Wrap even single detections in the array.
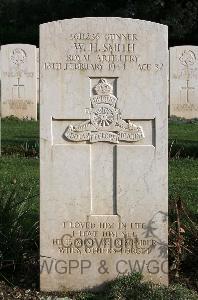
[
  {"xmin": 68, "ymin": 273, "xmax": 198, "ymax": 300},
  {"xmin": 169, "ymin": 119, "xmax": 198, "ymax": 158},
  {"xmin": 168, "ymin": 159, "xmax": 198, "ymax": 289},
  {"xmin": 0, "ymin": 156, "xmax": 39, "ymax": 211},
  {"xmin": 0, "ymin": 156, "xmax": 39, "ymax": 286},
  {"xmin": 169, "ymin": 158, "xmax": 198, "ymax": 214},
  {"xmin": 1, "ymin": 117, "xmax": 39, "ymax": 156},
  {"xmin": 169, "ymin": 121, "xmax": 198, "ymax": 142}
]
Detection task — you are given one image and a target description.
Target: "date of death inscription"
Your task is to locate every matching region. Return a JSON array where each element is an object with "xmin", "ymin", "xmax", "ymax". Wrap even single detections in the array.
[{"xmin": 43, "ymin": 32, "xmax": 164, "ymax": 72}]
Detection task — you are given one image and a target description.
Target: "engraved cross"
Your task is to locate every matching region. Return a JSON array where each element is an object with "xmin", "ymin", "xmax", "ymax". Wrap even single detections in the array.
[
  {"xmin": 53, "ymin": 79, "xmax": 152, "ymax": 216},
  {"xmin": 13, "ymin": 77, "xmax": 24, "ymax": 98},
  {"xmin": 181, "ymin": 80, "xmax": 195, "ymax": 103}
]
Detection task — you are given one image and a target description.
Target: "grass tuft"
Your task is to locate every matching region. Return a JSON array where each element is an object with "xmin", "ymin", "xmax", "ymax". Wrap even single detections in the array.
[{"xmin": 0, "ymin": 183, "xmax": 39, "ymax": 287}]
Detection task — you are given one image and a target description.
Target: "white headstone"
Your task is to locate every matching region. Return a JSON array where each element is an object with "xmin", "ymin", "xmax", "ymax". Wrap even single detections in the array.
[
  {"xmin": 0, "ymin": 49, "xmax": 1, "ymax": 98},
  {"xmin": 1, "ymin": 44, "xmax": 37, "ymax": 120},
  {"xmin": 170, "ymin": 46, "xmax": 198, "ymax": 118},
  {"xmin": 40, "ymin": 17, "xmax": 168, "ymax": 291},
  {"xmin": 37, "ymin": 48, "xmax": 40, "ymax": 103},
  {"xmin": 0, "ymin": 49, "xmax": 1, "ymax": 80}
]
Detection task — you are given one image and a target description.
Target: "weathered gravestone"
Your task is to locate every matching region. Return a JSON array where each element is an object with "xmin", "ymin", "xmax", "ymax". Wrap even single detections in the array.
[
  {"xmin": 170, "ymin": 46, "xmax": 198, "ymax": 118},
  {"xmin": 40, "ymin": 18, "xmax": 168, "ymax": 291},
  {"xmin": 1, "ymin": 44, "xmax": 37, "ymax": 120}
]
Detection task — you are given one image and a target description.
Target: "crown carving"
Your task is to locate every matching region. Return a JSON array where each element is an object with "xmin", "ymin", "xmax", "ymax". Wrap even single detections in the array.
[{"xmin": 94, "ymin": 78, "xmax": 113, "ymax": 96}]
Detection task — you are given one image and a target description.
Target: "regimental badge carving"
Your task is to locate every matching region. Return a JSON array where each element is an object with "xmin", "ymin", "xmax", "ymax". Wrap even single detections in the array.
[
  {"xmin": 10, "ymin": 48, "xmax": 27, "ymax": 66},
  {"xmin": 179, "ymin": 50, "xmax": 196, "ymax": 67},
  {"xmin": 64, "ymin": 78, "xmax": 145, "ymax": 144}
]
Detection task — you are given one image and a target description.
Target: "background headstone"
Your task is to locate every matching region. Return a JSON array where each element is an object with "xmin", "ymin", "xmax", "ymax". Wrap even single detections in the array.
[
  {"xmin": 40, "ymin": 17, "xmax": 168, "ymax": 291},
  {"xmin": 1, "ymin": 44, "xmax": 37, "ymax": 120},
  {"xmin": 170, "ymin": 46, "xmax": 198, "ymax": 118}
]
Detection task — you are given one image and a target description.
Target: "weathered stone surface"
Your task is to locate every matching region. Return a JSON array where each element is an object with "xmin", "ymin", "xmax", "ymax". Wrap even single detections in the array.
[
  {"xmin": 37, "ymin": 48, "xmax": 40, "ymax": 103},
  {"xmin": 1, "ymin": 44, "xmax": 37, "ymax": 120},
  {"xmin": 40, "ymin": 17, "xmax": 168, "ymax": 291},
  {"xmin": 0, "ymin": 50, "xmax": 1, "ymax": 97},
  {"xmin": 170, "ymin": 46, "xmax": 198, "ymax": 118}
]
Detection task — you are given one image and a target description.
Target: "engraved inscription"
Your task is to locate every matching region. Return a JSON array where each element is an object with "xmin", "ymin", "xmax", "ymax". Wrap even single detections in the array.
[
  {"xmin": 172, "ymin": 68, "xmax": 198, "ymax": 80},
  {"xmin": 3, "ymin": 99, "xmax": 34, "ymax": 109},
  {"xmin": 53, "ymin": 221, "xmax": 158, "ymax": 255},
  {"xmin": 64, "ymin": 78, "xmax": 145, "ymax": 144},
  {"xmin": 43, "ymin": 32, "xmax": 164, "ymax": 73},
  {"xmin": 174, "ymin": 103, "xmax": 198, "ymax": 111}
]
